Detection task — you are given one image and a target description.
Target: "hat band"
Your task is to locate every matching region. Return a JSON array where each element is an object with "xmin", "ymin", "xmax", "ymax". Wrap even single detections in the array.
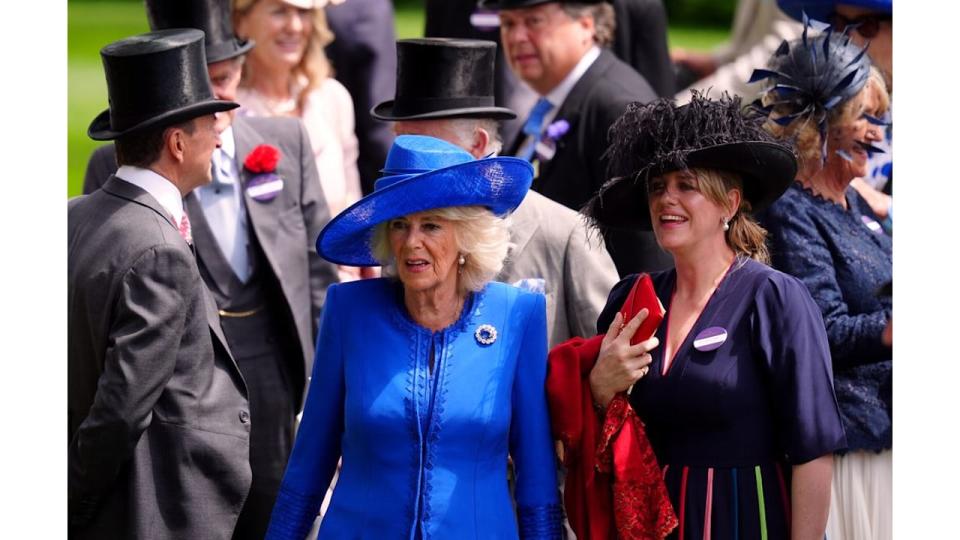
[{"xmin": 392, "ymin": 96, "xmax": 497, "ymax": 117}]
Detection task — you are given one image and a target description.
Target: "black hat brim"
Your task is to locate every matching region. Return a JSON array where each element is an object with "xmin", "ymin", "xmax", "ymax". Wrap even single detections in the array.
[
  {"xmin": 479, "ymin": 0, "xmax": 608, "ymax": 8},
  {"xmin": 88, "ymin": 99, "xmax": 239, "ymax": 141},
  {"xmin": 589, "ymin": 142, "xmax": 797, "ymax": 230},
  {"xmin": 371, "ymin": 100, "xmax": 517, "ymax": 121},
  {"xmin": 205, "ymin": 38, "xmax": 255, "ymax": 64}
]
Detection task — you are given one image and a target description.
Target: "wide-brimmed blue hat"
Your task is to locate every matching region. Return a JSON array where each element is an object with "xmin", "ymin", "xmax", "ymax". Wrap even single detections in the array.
[
  {"xmin": 777, "ymin": 0, "xmax": 891, "ymax": 22},
  {"xmin": 316, "ymin": 135, "xmax": 533, "ymax": 266}
]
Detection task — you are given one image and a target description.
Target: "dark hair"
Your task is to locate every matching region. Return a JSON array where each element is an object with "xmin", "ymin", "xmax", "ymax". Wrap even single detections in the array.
[
  {"xmin": 561, "ymin": 3, "xmax": 616, "ymax": 47},
  {"xmin": 115, "ymin": 119, "xmax": 197, "ymax": 167}
]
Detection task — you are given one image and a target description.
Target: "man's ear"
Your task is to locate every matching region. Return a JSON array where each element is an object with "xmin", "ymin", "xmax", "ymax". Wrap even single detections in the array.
[
  {"xmin": 578, "ymin": 13, "xmax": 596, "ymax": 46},
  {"xmin": 471, "ymin": 127, "xmax": 491, "ymax": 159},
  {"xmin": 165, "ymin": 126, "xmax": 186, "ymax": 164}
]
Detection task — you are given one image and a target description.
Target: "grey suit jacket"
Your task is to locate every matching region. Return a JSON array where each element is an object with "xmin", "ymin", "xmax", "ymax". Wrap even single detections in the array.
[
  {"xmin": 83, "ymin": 116, "xmax": 340, "ymax": 403},
  {"xmin": 499, "ymin": 191, "xmax": 619, "ymax": 347},
  {"xmin": 68, "ymin": 176, "xmax": 252, "ymax": 539}
]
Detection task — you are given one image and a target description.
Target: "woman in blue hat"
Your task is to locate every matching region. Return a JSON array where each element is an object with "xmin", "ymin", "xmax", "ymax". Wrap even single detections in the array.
[
  {"xmin": 264, "ymin": 135, "xmax": 564, "ymax": 539},
  {"xmin": 753, "ymin": 23, "xmax": 892, "ymax": 540}
]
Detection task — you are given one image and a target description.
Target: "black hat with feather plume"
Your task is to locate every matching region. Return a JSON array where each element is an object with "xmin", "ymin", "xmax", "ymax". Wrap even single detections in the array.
[
  {"xmin": 748, "ymin": 14, "xmax": 877, "ymax": 163},
  {"xmin": 584, "ymin": 92, "xmax": 797, "ymax": 230}
]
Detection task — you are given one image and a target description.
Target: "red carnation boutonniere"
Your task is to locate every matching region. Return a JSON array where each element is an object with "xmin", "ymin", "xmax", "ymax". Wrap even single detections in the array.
[{"xmin": 243, "ymin": 144, "xmax": 284, "ymax": 202}]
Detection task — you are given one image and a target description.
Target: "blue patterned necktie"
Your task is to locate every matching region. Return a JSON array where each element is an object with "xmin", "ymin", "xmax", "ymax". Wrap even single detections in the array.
[{"xmin": 518, "ymin": 97, "xmax": 553, "ymax": 161}]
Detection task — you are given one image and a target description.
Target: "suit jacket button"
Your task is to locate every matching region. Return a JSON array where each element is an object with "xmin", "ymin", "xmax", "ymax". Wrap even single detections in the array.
[{"xmin": 239, "ymin": 410, "xmax": 250, "ymax": 424}]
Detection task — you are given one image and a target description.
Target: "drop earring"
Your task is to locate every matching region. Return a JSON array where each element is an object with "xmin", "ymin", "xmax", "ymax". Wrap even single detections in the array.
[
  {"xmin": 458, "ymin": 254, "xmax": 465, "ymax": 274},
  {"xmin": 722, "ymin": 217, "xmax": 730, "ymax": 231}
]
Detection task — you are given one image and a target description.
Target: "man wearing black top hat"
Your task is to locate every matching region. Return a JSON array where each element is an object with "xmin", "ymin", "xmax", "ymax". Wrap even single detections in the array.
[
  {"xmin": 68, "ymin": 29, "xmax": 252, "ymax": 539},
  {"xmin": 81, "ymin": 2, "xmax": 340, "ymax": 537},
  {"xmin": 491, "ymin": 0, "xmax": 673, "ymax": 276},
  {"xmin": 374, "ymin": 37, "xmax": 619, "ymax": 348}
]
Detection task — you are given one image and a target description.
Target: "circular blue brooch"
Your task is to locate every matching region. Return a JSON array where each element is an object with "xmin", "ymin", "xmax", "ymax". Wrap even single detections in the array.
[{"xmin": 475, "ymin": 324, "xmax": 497, "ymax": 346}]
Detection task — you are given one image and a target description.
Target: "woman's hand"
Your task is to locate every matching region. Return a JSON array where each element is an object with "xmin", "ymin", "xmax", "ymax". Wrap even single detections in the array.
[
  {"xmin": 882, "ymin": 317, "xmax": 892, "ymax": 347},
  {"xmin": 589, "ymin": 309, "xmax": 660, "ymax": 408}
]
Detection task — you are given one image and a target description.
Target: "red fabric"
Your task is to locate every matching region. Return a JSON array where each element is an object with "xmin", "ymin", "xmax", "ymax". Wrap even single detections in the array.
[
  {"xmin": 243, "ymin": 144, "xmax": 281, "ymax": 173},
  {"xmin": 546, "ymin": 336, "xmax": 678, "ymax": 540}
]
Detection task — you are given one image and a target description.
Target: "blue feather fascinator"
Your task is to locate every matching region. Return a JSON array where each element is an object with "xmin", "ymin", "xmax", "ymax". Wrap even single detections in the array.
[{"xmin": 748, "ymin": 14, "xmax": 874, "ymax": 163}]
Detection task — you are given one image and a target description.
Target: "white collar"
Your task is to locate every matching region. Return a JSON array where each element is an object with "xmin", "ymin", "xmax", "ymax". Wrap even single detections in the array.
[
  {"xmin": 220, "ymin": 125, "xmax": 236, "ymax": 160},
  {"xmin": 115, "ymin": 165, "xmax": 185, "ymax": 224},
  {"xmin": 545, "ymin": 46, "xmax": 601, "ymax": 107}
]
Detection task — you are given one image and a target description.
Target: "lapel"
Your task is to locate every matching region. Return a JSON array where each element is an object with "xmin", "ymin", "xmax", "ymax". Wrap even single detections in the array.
[
  {"xmin": 231, "ymin": 117, "xmax": 284, "ymax": 275},
  {"xmin": 102, "ymin": 175, "xmax": 179, "ymax": 231},
  {"xmin": 183, "ymin": 192, "xmax": 236, "ymax": 297},
  {"xmin": 536, "ymin": 51, "xmax": 614, "ymax": 182},
  {"xmin": 201, "ymin": 280, "xmax": 241, "ymax": 375}
]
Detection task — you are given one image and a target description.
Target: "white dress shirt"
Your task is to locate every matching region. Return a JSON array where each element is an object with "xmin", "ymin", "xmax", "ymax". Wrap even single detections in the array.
[{"xmin": 115, "ymin": 165, "xmax": 186, "ymax": 225}]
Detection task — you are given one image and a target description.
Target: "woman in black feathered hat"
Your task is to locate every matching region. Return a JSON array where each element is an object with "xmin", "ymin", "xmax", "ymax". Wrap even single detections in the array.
[
  {"xmin": 585, "ymin": 92, "xmax": 847, "ymax": 540},
  {"xmin": 753, "ymin": 26, "xmax": 893, "ymax": 540}
]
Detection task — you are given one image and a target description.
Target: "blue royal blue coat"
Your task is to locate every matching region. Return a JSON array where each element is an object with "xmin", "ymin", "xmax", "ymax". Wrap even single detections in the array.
[{"xmin": 266, "ymin": 278, "xmax": 563, "ymax": 539}]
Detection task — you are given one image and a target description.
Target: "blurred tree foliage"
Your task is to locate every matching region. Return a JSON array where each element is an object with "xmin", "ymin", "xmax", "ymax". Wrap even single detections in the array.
[
  {"xmin": 664, "ymin": 0, "xmax": 736, "ymax": 27},
  {"xmin": 71, "ymin": 0, "xmax": 736, "ymax": 28}
]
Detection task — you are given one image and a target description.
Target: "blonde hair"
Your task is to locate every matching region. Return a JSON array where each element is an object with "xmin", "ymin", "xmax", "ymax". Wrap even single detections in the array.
[
  {"xmin": 369, "ymin": 206, "xmax": 512, "ymax": 294},
  {"xmin": 692, "ymin": 168, "xmax": 770, "ymax": 264},
  {"xmin": 763, "ymin": 67, "xmax": 890, "ymax": 169},
  {"xmin": 233, "ymin": 0, "xmax": 334, "ymax": 111}
]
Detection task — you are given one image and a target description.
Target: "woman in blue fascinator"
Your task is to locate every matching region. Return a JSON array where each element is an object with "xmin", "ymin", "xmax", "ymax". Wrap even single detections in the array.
[
  {"xmin": 752, "ymin": 16, "xmax": 893, "ymax": 540},
  {"xmin": 264, "ymin": 134, "xmax": 563, "ymax": 539}
]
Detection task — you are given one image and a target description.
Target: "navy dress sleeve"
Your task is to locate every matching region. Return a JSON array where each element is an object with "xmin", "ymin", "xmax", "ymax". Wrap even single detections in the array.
[
  {"xmin": 752, "ymin": 273, "xmax": 847, "ymax": 464},
  {"xmin": 763, "ymin": 190, "xmax": 890, "ymax": 369},
  {"xmin": 510, "ymin": 293, "xmax": 565, "ymax": 538},
  {"xmin": 266, "ymin": 284, "xmax": 347, "ymax": 540}
]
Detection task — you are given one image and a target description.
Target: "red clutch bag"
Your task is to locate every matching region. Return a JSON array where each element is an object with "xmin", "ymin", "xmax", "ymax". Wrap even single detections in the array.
[{"xmin": 618, "ymin": 273, "xmax": 666, "ymax": 345}]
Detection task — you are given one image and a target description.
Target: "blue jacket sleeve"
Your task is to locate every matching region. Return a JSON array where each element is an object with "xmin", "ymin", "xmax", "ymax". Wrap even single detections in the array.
[
  {"xmin": 266, "ymin": 284, "xmax": 346, "ymax": 540},
  {"xmin": 509, "ymin": 293, "xmax": 564, "ymax": 539},
  {"xmin": 752, "ymin": 274, "xmax": 848, "ymax": 464},
  {"xmin": 765, "ymin": 200, "xmax": 890, "ymax": 369}
]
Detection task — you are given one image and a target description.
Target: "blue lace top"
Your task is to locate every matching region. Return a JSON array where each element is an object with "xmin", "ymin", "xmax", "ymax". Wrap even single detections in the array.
[
  {"xmin": 265, "ymin": 278, "xmax": 564, "ymax": 539},
  {"xmin": 761, "ymin": 182, "xmax": 892, "ymax": 452}
]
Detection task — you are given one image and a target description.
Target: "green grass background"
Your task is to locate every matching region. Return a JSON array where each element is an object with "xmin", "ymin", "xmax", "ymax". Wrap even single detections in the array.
[{"xmin": 67, "ymin": 2, "xmax": 728, "ymax": 196}]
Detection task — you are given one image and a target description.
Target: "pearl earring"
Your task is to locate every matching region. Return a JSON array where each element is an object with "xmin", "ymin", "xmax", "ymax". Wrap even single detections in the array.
[
  {"xmin": 722, "ymin": 218, "xmax": 730, "ymax": 231},
  {"xmin": 458, "ymin": 254, "xmax": 466, "ymax": 265}
]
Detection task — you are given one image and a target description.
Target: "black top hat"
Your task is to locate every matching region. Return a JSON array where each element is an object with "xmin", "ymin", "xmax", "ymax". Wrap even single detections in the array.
[
  {"xmin": 477, "ymin": 0, "xmax": 610, "ymax": 9},
  {"xmin": 585, "ymin": 92, "xmax": 797, "ymax": 230},
  {"xmin": 145, "ymin": 0, "xmax": 254, "ymax": 64},
  {"xmin": 371, "ymin": 38, "xmax": 516, "ymax": 121},
  {"xmin": 88, "ymin": 29, "xmax": 239, "ymax": 141}
]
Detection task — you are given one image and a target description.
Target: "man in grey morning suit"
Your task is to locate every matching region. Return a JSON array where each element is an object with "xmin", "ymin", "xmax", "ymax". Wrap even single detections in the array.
[
  {"xmin": 68, "ymin": 29, "xmax": 251, "ymax": 539},
  {"xmin": 374, "ymin": 38, "xmax": 619, "ymax": 347},
  {"xmin": 81, "ymin": 1, "xmax": 341, "ymax": 537}
]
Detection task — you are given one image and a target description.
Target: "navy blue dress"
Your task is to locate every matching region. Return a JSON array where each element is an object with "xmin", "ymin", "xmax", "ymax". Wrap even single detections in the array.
[
  {"xmin": 761, "ymin": 183, "xmax": 892, "ymax": 452},
  {"xmin": 597, "ymin": 258, "xmax": 846, "ymax": 540}
]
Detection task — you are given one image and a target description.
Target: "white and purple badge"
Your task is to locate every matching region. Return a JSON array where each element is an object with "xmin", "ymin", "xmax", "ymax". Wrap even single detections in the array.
[
  {"xmin": 693, "ymin": 327, "xmax": 727, "ymax": 352},
  {"xmin": 246, "ymin": 173, "xmax": 284, "ymax": 202},
  {"xmin": 861, "ymin": 215, "xmax": 883, "ymax": 234},
  {"xmin": 470, "ymin": 8, "xmax": 500, "ymax": 31}
]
